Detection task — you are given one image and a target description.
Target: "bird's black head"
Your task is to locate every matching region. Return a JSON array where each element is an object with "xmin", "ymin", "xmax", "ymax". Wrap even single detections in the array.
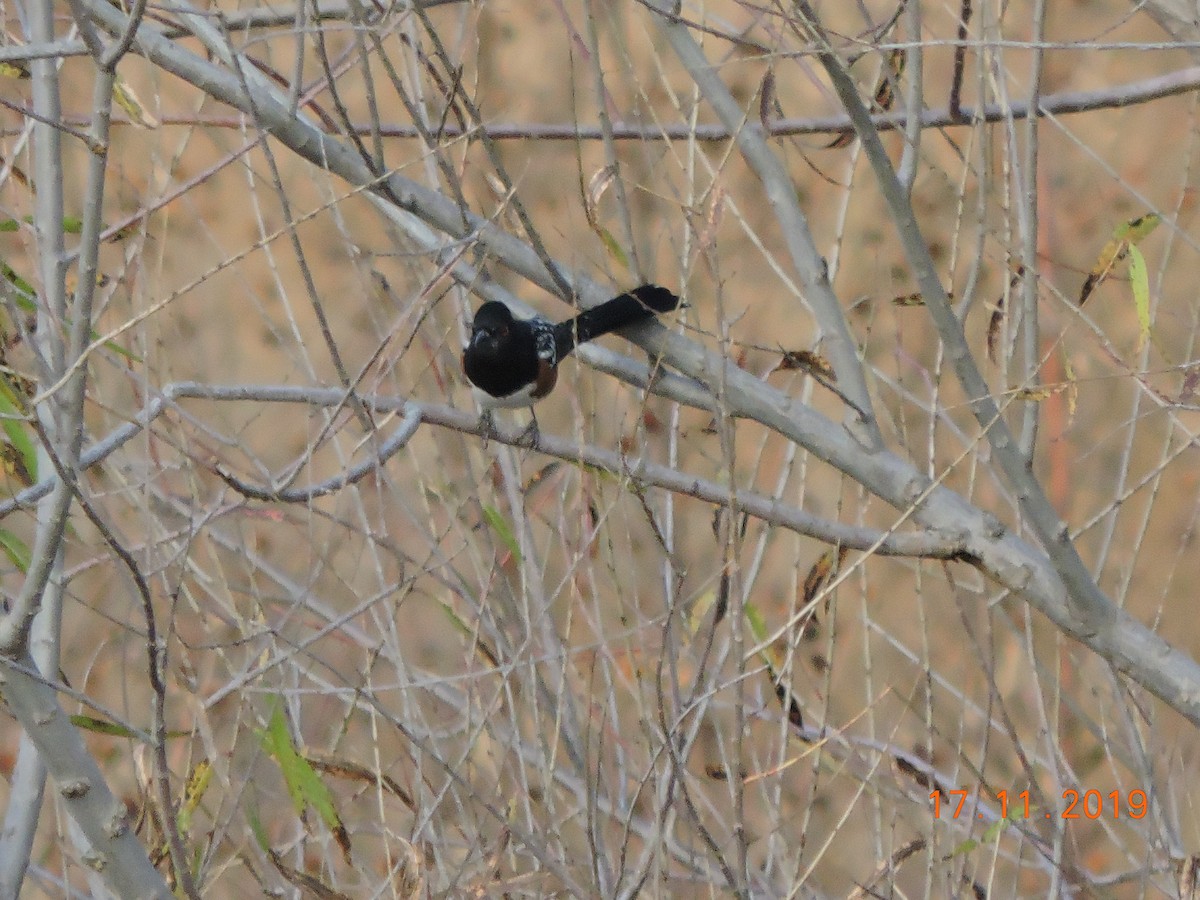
[{"xmin": 469, "ymin": 301, "xmax": 516, "ymax": 344}]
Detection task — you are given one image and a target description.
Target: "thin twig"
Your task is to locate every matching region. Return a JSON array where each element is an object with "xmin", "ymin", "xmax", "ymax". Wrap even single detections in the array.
[
  {"xmin": 7, "ymin": 60, "xmax": 1199, "ymax": 143},
  {"xmin": 949, "ymin": 0, "xmax": 973, "ymax": 120}
]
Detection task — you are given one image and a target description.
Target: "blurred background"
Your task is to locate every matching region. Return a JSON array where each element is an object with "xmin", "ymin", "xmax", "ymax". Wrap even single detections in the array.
[{"xmin": 2, "ymin": 0, "xmax": 1199, "ymax": 895}]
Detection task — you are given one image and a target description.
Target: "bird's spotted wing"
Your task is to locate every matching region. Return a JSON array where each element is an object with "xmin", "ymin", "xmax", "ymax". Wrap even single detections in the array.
[{"xmin": 530, "ymin": 317, "xmax": 558, "ymax": 366}]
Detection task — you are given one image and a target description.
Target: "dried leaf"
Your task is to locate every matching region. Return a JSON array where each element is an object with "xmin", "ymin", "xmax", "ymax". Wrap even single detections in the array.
[
  {"xmin": 392, "ymin": 839, "xmax": 423, "ymax": 900},
  {"xmin": 825, "ymin": 129, "xmax": 855, "ymax": 150},
  {"xmin": 802, "ymin": 546, "xmax": 847, "ymax": 607},
  {"xmin": 1180, "ymin": 368, "xmax": 1200, "ymax": 404},
  {"xmin": 307, "ymin": 755, "xmax": 416, "ymax": 810},
  {"xmin": 986, "ymin": 296, "xmax": 1005, "ymax": 363},
  {"xmin": 584, "ymin": 166, "xmax": 617, "ymax": 227},
  {"xmin": 772, "ymin": 673, "xmax": 805, "ymax": 731},
  {"xmin": 774, "ymin": 349, "xmax": 834, "ymax": 379},
  {"xmin": 759, "ymin": 67, "xmax": 777, "ymax": 130},
  {"xmin": 891, "ymin": 285, "xmax": 955, "ymax": 306},
  {"xmin": 873, "ymin": 48, "xmax": 906, "ymax": 111},
  {"xmin": 987, "ymin": 265, "xmax": 1024, "ymax": 363},
  {"xmin": 1062, "ymin": 353, "xmax": 1078, "ymax": 422},
  {"xmin": 1178, "ymin": 854, "xmax": 1200, "ymax": 900},
  {"xmin": 266, "ymin": 849, "xmax": 347, "ymax": 899},
  {"xmin": 583, "ymin": 167, "xmax": 630, "ymax": 269},
  {"xmin": 523, "ymin": 461, "xmax": 560, "ymax": 493},
  {"xmin": 0, "ymin": 156, "xmax": 30, "ymax": 188},
  {"xmin": 893, "ymin": 754, "xmax": 935, "ymax": 790},
  {"xmin": 696, "ymin": 185, "xmax": 726, "ymax": 252}
]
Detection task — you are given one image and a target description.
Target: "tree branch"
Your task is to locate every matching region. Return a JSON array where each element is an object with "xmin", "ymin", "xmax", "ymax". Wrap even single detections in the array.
[{"xmin": 68, "ymin": 0, "xmax": 1200, "ymax": 730}]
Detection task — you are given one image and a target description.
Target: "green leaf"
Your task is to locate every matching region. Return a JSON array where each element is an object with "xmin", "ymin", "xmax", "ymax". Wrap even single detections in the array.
[
  {"xmin": 1079, "ymin": 212, "xmax": 1161, "ymax": 306},
  {"xmin": 259, "ymin": 701, "xmax": 306, "ymax": 815},
  {"xmin": 1128, "ymin": 245, "xmax": 1151, "ymax": 351},
  {"xmin": 0, "ymin": 261, "xmax": 142, "ymax": 363},
  {"xmin": 597, "ymin": 226, "xmax": 630, "ymax": 271},
  {"xmin": 1115, "ymin": 212, "xmax": 1161, "ymax": 243},
  {"xmin": 0, "ymin": 381, "xmax": 37, "ymax": 484},
  {"xmin": 982, "ymin": 814, "xmax": 1010, "ymax": 843},
  {"xmin": 247, "ymin": 805, "xmax": 269, "ymax": 851},
  {"xmin": 68, "ymin": 713, "xmax": 191, "ymax": 740},
  {"xmin": 0, "ymin": 260, "xmax": 37, "ymax": 312},
  {"xmin": 439, "ymin": 599, "xmax": 472, "ymax": 636},
  {"xmin": 949, "ymin": 836, "xmax": 978, "ymax": 857},
  {"xmin": 0, "ymin": 529, "xmax": 29, "ymax": 571},
  {"xmin": 482, "ymin": 505, "xmax": 521, "ymax": 562},
  {"xmin": 0, "ymin": 216, "xmax": 83, "ymax": 234},
  {"xmin": 113, "ymin": 74, "xmax": 159, "ymax": 128},
  {"xmin": 946, "ymin": 811, "xmax": 1012, "ymax": 858},
  {"xmin": 177, "ymin": 759, "xmax": 213, "ymax": 834},
  {"xmin": 258, "ymin": 699, "xmax": 343, "ymax": 836},
  {"xmin": 101, "ymin": 338, "xmax": 141, "ymax": 363},
  {"xmin": 69, "ymin": 714, "xmax": 140, "ymax": 739},
  {"xmin": 743, "ymin": 601, "xmax": 769, "ymax": 644}
]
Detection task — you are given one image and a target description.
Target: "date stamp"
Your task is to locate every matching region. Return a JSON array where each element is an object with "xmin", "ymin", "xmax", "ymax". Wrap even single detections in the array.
[{"xmin": 930, "ymin": 788, "xmax": 1148, "ymax": 820}]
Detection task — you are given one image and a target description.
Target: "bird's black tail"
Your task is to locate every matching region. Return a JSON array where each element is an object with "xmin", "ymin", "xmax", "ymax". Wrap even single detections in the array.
[{"xmin": 553, "ymin": 284, "xmax": 680, "ymax": 359}]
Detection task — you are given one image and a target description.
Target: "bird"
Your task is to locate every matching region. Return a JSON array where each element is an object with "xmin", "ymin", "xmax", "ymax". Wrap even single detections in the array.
[{"xmin": 462, "ymin": 283, "xmax": 680, "ymax": 433}]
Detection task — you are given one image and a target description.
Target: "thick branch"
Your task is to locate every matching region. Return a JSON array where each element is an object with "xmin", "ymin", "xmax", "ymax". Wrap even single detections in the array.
[
  {"xmin": 69, "ymin": 0, "xmax": 1200, "ymax": 727},
  {"xmin": 2, "ymin": 383, "xmax": 963, "ymax": 559},
  {"xmin": 3, "ymin": 65, "xmax": 1188, "ymax": 141}
]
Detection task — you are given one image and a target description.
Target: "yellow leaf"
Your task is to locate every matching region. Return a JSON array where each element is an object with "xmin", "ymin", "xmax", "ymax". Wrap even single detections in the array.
[
  {"xmin": 1062, "ymin": 353, "xmax": 1078, "ymax": 421},
  {"xmin": 685, "ymin": 590, "xmax": 716, "ymax": 637},
  {"xmin": 1128, "ymin": 245, "xmax": 1151, "ymax": 351},
  {"xmin": 178, "ymin": 759, "xmax": 212, "ymax": 834},
  {"xmin": 1079, "ymin": 212, "xmax": 1160, "ymax": 306},
  {"xmin": 113, "ymin": 75, "xmax": 159, "ymax": 129},
  {"xmin": 1119, "ymin": 212, "xmax": 1162, "ymax": 244}
]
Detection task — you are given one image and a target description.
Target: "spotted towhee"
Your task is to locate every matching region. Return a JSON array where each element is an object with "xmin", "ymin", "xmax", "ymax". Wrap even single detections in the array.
[{"xmin": 462, "ymin": 284, "xmax": 680, "ymax": 421}]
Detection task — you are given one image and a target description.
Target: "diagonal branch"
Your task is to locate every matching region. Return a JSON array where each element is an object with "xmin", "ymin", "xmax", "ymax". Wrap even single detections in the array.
[
  {"xmin": 784, "ymin": 1, "xmax": 1117, "ymax": 632},
  {"xmin": 2, "ymin": 383, "xmax": 963, "ymax": 559},
  {"xmin": 68, "ymin": 0, "xmax": 1200, "ymax": 729}
]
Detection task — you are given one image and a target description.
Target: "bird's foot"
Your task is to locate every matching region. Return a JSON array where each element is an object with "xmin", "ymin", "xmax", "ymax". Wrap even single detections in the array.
[
  {"xmin": 478, "ymin": 410, "xmax": 498, "ymax": 445},
  {"xmin": 516, "ymin": 413, "xmax": 540, "ymax": 446}
]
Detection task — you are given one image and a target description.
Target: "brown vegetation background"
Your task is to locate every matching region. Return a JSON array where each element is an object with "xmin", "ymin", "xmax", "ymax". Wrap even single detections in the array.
[{"xmin": 3, "ymin": 0, "xmax": 1200, "ymax": 896}]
